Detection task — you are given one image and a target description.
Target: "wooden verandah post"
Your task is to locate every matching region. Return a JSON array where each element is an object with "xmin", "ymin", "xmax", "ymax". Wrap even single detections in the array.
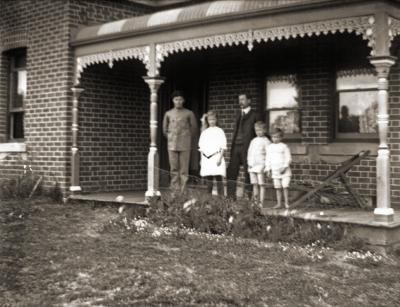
[
  {"xmin": 70, "ymin": 86, "xmax": 84, "ymax": 192},
  {"xmin": 144, "ymin": 43, "xmax": 164, "ymax": 198},
  {"xmin": 369, "ymin": 12, "xmax": 397, "ymax": 222}
]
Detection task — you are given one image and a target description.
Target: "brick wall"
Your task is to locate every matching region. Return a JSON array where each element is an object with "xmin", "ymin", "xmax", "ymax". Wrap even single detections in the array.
[
  {"xmin": 298, "ymin": 38, "xmax": 333, "ymax": 144},
  {"xmin": 0, "ymin": 54, "xmax": 8, "ymax": 143},
  {"xmin": 78, "ymin": 62, "xmax": 149, "ymax": 192},
  {"xmin": 208, "ymin": 46, "xmax": 263, "ymax": 145},
  {"xmin": 0, "ymin": 0, "xmax": 151, "ymax": 190}
]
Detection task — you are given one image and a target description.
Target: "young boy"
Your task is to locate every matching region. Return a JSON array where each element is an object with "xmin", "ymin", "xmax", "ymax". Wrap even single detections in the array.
[
  {"xmin": 265, "ymin": 128, "xmax": 292, "ymax": 208},
  {"xmin": 247, "ymin": 121, "xmax": 271, "ymax": 206}
]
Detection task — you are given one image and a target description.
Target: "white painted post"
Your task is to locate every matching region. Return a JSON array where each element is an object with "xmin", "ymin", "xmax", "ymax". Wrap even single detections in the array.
[
  {"xmin": 70, "ymin": 87, "xmax": 84, "ymax": 192},
  {"xmin": 143, "ymin": 77, "xmax": 164, "ymax": 198},
  {"xmin": 370, "ymin": 56, "xmax": 397, "ymax": 223}
]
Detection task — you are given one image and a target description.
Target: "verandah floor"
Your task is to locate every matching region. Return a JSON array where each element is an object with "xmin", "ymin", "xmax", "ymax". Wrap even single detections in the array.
[{"xmin": 68, "ymin": 190, "xmax": 399, "ymax": 224}]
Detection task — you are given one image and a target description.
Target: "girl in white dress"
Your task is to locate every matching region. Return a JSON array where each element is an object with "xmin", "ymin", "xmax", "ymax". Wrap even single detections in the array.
[
  {"xmin": 199, "ymin": 110, "xmax": 227, "ymax": 195},
  {"xmin": 265, "ymin": 128, "xmax": 292, "ymax": 208}
]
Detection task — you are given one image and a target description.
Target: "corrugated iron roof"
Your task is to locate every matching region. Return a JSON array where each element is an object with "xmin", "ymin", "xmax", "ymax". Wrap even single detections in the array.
[{"xmin": 74, "ymin": 0, "xmax": 332, "ymax": 43}]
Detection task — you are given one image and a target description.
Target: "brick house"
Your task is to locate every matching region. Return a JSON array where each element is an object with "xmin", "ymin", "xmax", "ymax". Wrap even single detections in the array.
[{"xmin": 1, "ymin": 0, "xmax": 400, "ymax": 223}]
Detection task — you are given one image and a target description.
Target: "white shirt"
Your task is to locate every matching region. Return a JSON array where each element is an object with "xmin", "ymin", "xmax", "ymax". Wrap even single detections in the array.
[
  {"xmin": 241, "ymin": 106, "xmax": 251, "ymax": 115},
  {"xmin": 265, "ymin": 142, "xmax": 292, "ymax": 178},
  {"xmin": 247, "ymin": 136, "xmax": 271, "ymax": 173}
]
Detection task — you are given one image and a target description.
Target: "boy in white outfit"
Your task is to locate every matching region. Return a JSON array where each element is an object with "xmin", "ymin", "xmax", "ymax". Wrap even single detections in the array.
[
  {"xmin": 265, "ymin": 128, "xmax": 292, "ymax": 208},
  {"xmin": 247, "ymin": 121, "xmax": 271, "ymax": 206}
]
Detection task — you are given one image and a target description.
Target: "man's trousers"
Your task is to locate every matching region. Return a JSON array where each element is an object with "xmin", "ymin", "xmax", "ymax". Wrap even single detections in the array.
[
  {"xmin": 168, "ymin": 150, "xmax": 191, "ymax": 193},
  {"xmin": 227, "ymin": 144, "xmax": 251, "ymax": 199}
]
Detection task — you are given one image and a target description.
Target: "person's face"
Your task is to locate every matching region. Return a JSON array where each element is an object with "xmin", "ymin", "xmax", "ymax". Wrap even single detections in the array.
[
  {"xmin": 173, "ymin": 96, "xmax": 185, "ymax": 109},
  {"xmin": 207, "ymin": 116, "xmax": 217, "ymax": 127},
  {"xmin": 272, "ymin": 133, "xmax": 282, "ymax": 144},
  {"xmin": 255, "ymin": 127, "xmax": 265, "ymax": 137},
  {"xmin": 238, "ymin": 94, "xmax": 251, "ymax": 109}
]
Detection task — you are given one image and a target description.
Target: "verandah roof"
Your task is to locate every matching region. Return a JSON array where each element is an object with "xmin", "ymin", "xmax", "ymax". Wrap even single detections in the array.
[
  {"xmin": 73, "ymin": 0, "xmax": 333, "ymax": 44},
  {"xmin": 71, "ymin": 0, "xmax": 400, "ymax": 80}
]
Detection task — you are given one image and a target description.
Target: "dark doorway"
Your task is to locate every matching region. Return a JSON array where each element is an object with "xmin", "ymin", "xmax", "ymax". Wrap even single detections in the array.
[{"xmin": 158, "ymin": 53, "xmax": 209, "ymax": 187}]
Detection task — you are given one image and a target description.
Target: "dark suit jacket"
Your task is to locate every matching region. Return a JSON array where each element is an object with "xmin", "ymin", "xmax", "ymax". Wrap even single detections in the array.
[{"xmin": 231, "ymin": 109, "xmax": 261, "ymax": 157}]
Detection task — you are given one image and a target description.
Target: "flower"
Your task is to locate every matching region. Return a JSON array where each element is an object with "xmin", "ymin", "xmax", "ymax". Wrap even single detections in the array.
[
  {"xmin": 151, "ymin": 230, "xmax": 161, "ymax": 237},
  {"xmin": 183, "ymin": 198, "xmax": 197, "ymax": 212}
]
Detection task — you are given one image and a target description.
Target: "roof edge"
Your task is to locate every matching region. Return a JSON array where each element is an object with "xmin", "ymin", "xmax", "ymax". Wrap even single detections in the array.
[{"xmin": 71, "ymin": 0, "xmax": 386, "ymax": 47}]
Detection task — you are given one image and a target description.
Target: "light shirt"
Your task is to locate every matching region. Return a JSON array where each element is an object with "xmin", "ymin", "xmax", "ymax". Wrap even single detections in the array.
[
  {"xmin": 241, "ymin": 106, "xmax": 251, "ymax": 116},
  {"xmin": 247, "ymin": 136, "xmax": 271, "ymax": 173},
  {"xmin": 265, "ymin": 142, "xmax": 292, "ymax": 178}
]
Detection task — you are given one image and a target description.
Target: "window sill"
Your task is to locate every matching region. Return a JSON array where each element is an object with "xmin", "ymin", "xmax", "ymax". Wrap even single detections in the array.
[
  {"xmin": 0, "ymin": 142, "xmax": 26, "ymax": 153},
  {"xmin": 319, "ymin": 142, "xmax": 378, "ymax": 156}
]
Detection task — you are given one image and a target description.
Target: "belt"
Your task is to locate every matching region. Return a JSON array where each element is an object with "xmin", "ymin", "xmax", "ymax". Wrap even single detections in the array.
[{"xmin": 202, "ymin": 151, "xmax": 220, "ymax": 159}]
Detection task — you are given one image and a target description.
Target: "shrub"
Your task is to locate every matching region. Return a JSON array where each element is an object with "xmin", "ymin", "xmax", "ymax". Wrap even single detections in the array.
[
  {"xmin": 147, "ymin": 189, "xmax": 345, "ymax": 245},
  {"xmin": 0, "ymin": 171, "xmax": 42, "ymax": 200},
  {"xmin": 47, "ymin": 180, "xmax": 63, "ymax": 203},
  {"xmin": 148, "ymin": 190, "xmax": 237, "ymax": 235}
]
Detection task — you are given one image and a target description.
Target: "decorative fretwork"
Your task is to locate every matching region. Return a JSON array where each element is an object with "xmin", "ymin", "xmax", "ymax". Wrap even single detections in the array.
[
  {"xmin": 267, "ymin": 74, "xmax": 297, "ymax": 85},
  {"xmin": 75, "ymin": 46, "xmax": 150, "ymax": 84},
  {"xmin": 336, "ymin": 68, "xmax": 376, "ymax": 78},
  {"xmin": 155, "ymin": 16, "xmax": 377, "ymax": 73},
  {"xmin": 254, "ymin": 16, "xmax": 376, "ymax": 55},
  {"xmin": 388, "ymin": 16, "xmax": 400, "ymax": 44},
  {"xmin": 156, "ymin": 30, "xmax": 254, "ymax": 75}
]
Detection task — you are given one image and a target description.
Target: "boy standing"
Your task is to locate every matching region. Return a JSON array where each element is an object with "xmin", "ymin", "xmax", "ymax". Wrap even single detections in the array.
[
  {"xmin": 163, "ymin": 90, "xmax": 198, "ymax": 193},
  {"xmin": 265, "ymin": 128, "xmax": 292, "ymax": 208},
  {"xmin": 247, "ymin": 122, "xmax": 271, "ymax": 206}
]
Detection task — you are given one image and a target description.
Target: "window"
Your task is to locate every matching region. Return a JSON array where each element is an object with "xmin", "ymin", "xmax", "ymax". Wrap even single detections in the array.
[
  {"xmin": 336, "ymin": 69, "xmax": 378, "ymax": 139},
  {"xmin": 8, "ymin": 49, "xmax": 26, "ymax": 140},
  {"xmin": 266, "ymin": 75, "xmax": 300, "ymax": 137}
]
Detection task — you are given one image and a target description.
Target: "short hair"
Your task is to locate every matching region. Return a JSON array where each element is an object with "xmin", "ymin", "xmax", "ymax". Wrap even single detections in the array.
[
  {"xmin": 271, "ymin": 128, "xmax": 284, "ymax": 137},
  {"xmin": 171, "ymin": 90, "xmax": 185, "ymax": 99},
  {"xmin": 239, "ymin": 93, "xmax": 251, "ymax": 100},
  {"xmin": 254, "ymin": 121, "xmax": 266, "ymax": 131},
  {"xmin": 206, "ymin": 110, "xmax": 217, "ymax": 118}
]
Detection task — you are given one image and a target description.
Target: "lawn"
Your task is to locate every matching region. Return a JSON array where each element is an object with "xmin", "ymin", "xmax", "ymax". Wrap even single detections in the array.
[{"xmin": 1, "ymin": 199, "xmax": 400, "ymax": 306}]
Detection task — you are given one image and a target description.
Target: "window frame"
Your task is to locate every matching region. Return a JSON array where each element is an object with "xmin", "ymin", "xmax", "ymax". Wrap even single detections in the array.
[
  {"xmin": 265, "ymin": 74, "xmax": 302, "ymax": 140},
  {"xmin": 7, "ymin": 49, "xmax": 26, "ymax": 141},
  {"xmin": 335, "ymin": 70, "xmax": 378, "ymax": 141}
]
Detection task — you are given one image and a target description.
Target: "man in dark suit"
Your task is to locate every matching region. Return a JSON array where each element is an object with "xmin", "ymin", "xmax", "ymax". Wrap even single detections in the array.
[{"xmin": 227, "ymin": 93, "xmax": 260, "ymax": 199}]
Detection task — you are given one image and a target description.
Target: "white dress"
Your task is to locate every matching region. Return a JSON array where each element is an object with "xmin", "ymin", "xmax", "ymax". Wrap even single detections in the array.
[
  {"xmin": 198, "ymin": 126, "xmax": 227, "ymax": 177},
  {"xmin": 265, "ymin": 142, "xmax": 292, "ymax": 179},
  {"xmin": 247, "ymin": 136, "xmax": 271, "ymax": 173}
]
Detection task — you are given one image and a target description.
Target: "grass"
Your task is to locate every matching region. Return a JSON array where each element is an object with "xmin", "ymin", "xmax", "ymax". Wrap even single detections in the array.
[{"xmin": 1, "ymin": 198, "xmax": 400, "ymax": 306}]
